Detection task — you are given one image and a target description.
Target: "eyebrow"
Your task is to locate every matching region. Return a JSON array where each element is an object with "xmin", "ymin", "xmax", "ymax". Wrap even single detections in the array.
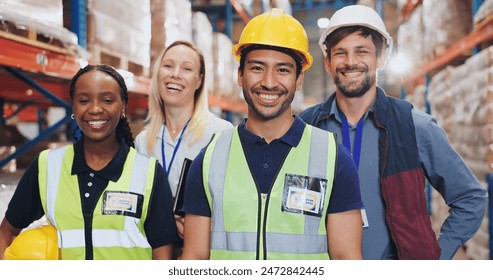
[{"xmin": 246, "ymin": 59, "xmax": 295, "ymax": 69}]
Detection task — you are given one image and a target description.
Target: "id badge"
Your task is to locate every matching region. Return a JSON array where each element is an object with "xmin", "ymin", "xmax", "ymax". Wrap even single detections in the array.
[
  {"xmin": 282, "ymin": 173, "xmax": 327, "ymax": 217},
  {"xmin": 102, "ymin": 191, "xmax": 143, "ymax": 218}
]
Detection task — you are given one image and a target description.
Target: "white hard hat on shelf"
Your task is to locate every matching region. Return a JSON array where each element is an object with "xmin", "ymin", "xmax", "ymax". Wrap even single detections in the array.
[{"xmin": 319, "ymin": 5, "xmax": 393, "ymax": 68}]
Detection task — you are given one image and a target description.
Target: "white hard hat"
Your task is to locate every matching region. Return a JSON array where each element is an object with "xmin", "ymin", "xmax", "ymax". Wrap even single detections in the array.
[{"xmin": 319, "ymin": 5, "xmax": 393, "ymax": 68}]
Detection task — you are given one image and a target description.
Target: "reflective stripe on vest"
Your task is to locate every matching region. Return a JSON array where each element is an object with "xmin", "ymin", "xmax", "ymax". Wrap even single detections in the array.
[
  {"xmin": 203, "ymin": 125, "xmax": 337, "ymax": 260},
  {"xmin": 38, "ymin": 145, "xmax": 155, "ymax": 259}
]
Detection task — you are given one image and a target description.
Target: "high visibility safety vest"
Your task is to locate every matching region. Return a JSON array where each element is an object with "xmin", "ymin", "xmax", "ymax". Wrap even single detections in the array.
[
  {"xmin": 203, "ymin": 125, "xmax": 337, "ymax": 260},
  {"xmin": 38, "ymin": 145, "xmax": 156, "ymax": 260}
]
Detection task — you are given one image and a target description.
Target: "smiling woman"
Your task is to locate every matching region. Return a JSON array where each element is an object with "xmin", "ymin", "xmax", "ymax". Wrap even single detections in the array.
[
  {"xmin": 70, "ymin": 67, "xmax": 128, "ymax": 160},
  {"xmin": 134, "ymin": 41, "xmax": 233, "ymax": 257},
  {"xmin": 0, "ymin": 65, "xmax": 179, "ymax": 260}
]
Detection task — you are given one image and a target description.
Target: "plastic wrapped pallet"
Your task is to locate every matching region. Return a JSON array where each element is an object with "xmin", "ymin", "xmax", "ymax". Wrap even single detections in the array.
[
  {"xmin": 427, "ymin": 45, "xmax": 493, "ymax": 259},
  {"xmin": 428, "ymin": 65, "xmax": 455, "ymax": 133},
  {"xmin": 474, "ymin": 0, "xmax": 493, "ymax": 26},
  {"xmin": 397, "ymin": 5, "xmax": 424, "ymax": 68},
  {"xmin": 422, "ymin": 0, "xmax": 472, "ymax": 61},
  {"xmin": 150, "ymin": 0, "xmax": 192, "ymax": 70},
  {"xmin": 193, "ymin": 12, "xmax": 214, "ymax": 96},
  {"xmin": 212, "ymin": 32, "xmax": 240, "ymax": 99},
  {"xmin": 87, "ymin": 0, "xmax": 151, "ymax": 75},
  {"xmin": 396, "ymin": 0, "xmax": 409, "ymax": 15},
  {"xmin": 0, "ymin": 0, "xmax": 62, "ymax": 27},
  {"xmin": 164, "ymin": 0, "xmax": 192, "ymax": 46},
  {"xmin": 0, "ymin": 0, "xmax": 80, "ymax": 53},
  {"xmin": 405, "ymin": 84, "xmax": 426, "ymax": 112}
]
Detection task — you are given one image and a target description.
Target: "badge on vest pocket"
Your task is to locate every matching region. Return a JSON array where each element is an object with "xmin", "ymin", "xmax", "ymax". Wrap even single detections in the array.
[
  {"xmin": 282, "ymin": 174, "xmax": 327, "ymax": 217},
  {"xmin": 102, "ymin": 191, "xmax": 143, "ymax": 218}
]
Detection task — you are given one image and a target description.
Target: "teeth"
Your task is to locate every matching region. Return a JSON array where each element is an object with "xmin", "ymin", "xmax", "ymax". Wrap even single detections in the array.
[
  {"xmin": 344, "ymin": 71, "xmax": 362, "ymax": 78},
  {"xmin": 259, "ymin": 94, "xmax": 279, "ymax": 100},
  {"xmin": 88, "ymin": 120, "xmax": 107, "ymax": 128},
  {"xmin": 166, "ymin": 83, "xmax": 183, "ymax": 91}
]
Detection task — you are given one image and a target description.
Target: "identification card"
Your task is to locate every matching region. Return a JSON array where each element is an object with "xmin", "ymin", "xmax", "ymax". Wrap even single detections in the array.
[
  {"xmin": 282, "ymin": 173, "xmax": 327, "ymax": 217},
  {"xmin": 361, "ymin": 209, "xmax": 369, "ymax": 228},
  {"xmin": 102, "ymin": 191, "xmax": 143, "ymax": 218}
]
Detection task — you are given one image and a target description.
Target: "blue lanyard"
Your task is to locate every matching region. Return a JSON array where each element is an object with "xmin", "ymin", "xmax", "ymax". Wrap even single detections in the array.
[
  {"xmin": 340, "ymin": 113, "xmax": 364, "ymax": 169},
  {"xmin": 161, "ymin": 119, "xmax": 190, "ymax": 177}
]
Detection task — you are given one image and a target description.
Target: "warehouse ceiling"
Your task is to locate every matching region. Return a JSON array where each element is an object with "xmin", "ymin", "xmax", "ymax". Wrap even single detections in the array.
[
  {"xmin": 191, "ymin": 0, "xmax": 358, "ymax": 23},
  {"xmin": 191, "ymin": 0, "xmax": 398, "ymax": 31}
]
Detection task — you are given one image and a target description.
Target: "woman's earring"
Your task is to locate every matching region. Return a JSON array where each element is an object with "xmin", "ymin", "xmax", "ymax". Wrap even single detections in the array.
[{"xmin": 71, "ymin": 114, "xmax": 75, "ymax": 119}]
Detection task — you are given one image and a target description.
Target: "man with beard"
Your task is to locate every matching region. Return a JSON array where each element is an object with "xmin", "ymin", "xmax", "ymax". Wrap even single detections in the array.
[
  {"xmin": 300, "ymin": 5, "xmax": 487, "ymax": 260},
  {"xmin": 180, "ymin": 8, "xmax": 364, "ymax": 260}
]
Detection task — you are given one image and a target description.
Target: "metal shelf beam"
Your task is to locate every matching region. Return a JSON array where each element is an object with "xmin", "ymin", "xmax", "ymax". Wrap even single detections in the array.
[{"xmin": 0, "ymin": 67, "xmax": 71, "ymax": 169}]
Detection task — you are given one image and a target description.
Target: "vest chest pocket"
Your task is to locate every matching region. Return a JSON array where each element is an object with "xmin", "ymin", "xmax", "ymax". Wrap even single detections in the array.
[
  {"xmin": 282, "ymin": 174, "xmax": 327, "ymax": 218},
  {"xmin": 102, "ymin": 191, "xmax": 143, "ymax": 218}
]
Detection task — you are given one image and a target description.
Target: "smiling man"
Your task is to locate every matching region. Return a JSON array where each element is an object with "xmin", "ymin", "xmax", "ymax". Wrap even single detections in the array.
[
  {"xmin": 300, "ymin": 5, "xmax": 487, "ymax": 260},
  {"xmin": 180, "ymin": 8, "xmax": 364, "ymax": 260}
]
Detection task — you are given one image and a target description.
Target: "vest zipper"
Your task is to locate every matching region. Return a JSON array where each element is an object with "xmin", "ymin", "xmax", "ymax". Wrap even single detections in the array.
[
  {"xmin": 261, "ymin": 146, "xmax": 292, "ymax": 260},
  {"xmin": 82, "ymin": 212, "xmax": 94, "ymax": 260},
  {"xmin": 259, "ymin": 193, "xmax": 267, "ymax": 260}
]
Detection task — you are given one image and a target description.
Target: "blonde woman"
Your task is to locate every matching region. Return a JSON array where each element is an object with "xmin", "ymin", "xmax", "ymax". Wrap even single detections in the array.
[{"xmin": 135, "ymin": 41, "xmax": 233, "ymax": 238}]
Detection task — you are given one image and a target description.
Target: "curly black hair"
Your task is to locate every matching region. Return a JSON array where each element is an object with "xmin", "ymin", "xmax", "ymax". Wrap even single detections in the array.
[{"xmin": 69, "ymin": 64, "xmax": 134, "ymax": 147}]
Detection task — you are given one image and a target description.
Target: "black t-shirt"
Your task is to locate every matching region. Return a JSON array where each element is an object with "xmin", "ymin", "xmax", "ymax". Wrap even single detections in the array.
[{"xmin": 5, "ymin": 141, "xmax": 178, "ymax": 250}]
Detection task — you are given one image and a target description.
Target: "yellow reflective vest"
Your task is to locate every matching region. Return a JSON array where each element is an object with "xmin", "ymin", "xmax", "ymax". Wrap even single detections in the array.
[
  {"xmin": 203, "ymin": 125, "xmax": 337, "ymax": 260},
  {"xmin": 38, "ymin": 145, "xmax": 156, "ymax": 260}
]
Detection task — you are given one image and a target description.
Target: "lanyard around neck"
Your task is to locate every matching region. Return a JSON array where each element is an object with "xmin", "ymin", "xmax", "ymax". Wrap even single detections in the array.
[
  {"xmin": 340, "ymin": 113, "xmax": 364, "ymax": 169},
  {"xmin": 161, "ymin": 119, "xmax": 190, "ymax": 177}
]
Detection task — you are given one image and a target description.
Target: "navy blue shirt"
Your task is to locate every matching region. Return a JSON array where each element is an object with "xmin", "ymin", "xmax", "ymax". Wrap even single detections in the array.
[{"xmin": 183, "ymin": 116, "xmax": 363, "ymax": 217}]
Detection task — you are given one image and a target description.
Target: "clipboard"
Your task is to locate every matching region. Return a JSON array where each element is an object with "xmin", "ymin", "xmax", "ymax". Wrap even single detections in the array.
[{"xmin": 173, "ymin": 158, "xmax": 193, "ymax": 217}]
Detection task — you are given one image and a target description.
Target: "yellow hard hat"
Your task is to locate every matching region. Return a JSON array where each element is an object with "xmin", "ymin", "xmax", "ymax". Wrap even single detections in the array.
[
  {"xmin": 232, "ymin": 8, "xmax": 313, "ymax": 71},
  {"xmin": 4, "ymin": 225, "xmax": 59, "ymax": 260}
]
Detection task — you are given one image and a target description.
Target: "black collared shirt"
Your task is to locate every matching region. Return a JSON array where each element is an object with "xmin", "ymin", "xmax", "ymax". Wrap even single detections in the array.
[
  {"xmin": 71, "ymin": 140, "xmax": 128, "ymax": 215},
  {"xmin": 5, "ymin": 141, "xmax": 178, "ymax": 256}
]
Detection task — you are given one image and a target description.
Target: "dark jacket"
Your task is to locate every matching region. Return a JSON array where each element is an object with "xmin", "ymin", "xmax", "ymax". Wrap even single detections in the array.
[{"xmin": 300, "ymin": 87, "xmax": 441, "ymax": 259}]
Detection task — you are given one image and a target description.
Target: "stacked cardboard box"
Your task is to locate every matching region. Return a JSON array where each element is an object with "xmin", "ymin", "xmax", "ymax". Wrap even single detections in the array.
[
  {"xmin": 87, "ymin": 0, "xmax": 151, "ymax": 76},
  {"xmin": 424, "ymin": 45, "xmax": 493, "ymax": 260},
  {"xmin": 398, "ymin": 0, "xmax": 472, "ymax": 66},
  {"xmin": 192, "ymin": 11, "xmax": 214, "ymax": 96}
]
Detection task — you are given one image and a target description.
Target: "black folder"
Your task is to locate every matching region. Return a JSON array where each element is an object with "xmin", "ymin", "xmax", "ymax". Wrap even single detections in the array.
[{"xmin": 173, "ymin": 158, "xmax": 193, "ymax": 217}]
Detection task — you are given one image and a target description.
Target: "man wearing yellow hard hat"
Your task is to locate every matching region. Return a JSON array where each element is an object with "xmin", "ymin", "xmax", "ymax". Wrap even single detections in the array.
[{"xmin": 181, "ymin": 8, "xmax": 364, "ymax": 260}]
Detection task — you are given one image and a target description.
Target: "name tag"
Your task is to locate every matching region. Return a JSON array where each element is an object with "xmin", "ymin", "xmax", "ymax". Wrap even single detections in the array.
[
  {"xmin": 282, "ymin": 173, "xmax": 327, "ymax": 217},
  {"xmin": 102, "ymin": 191, "xmax": 143, "ymax": 218},
  {"xmin": 286, "ymin": 187, "xmax": 322, "ymax": 214}
]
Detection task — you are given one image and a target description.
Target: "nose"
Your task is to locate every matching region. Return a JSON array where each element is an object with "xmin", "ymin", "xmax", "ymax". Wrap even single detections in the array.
[
  {"xmin": 89, "ymin": 101, "xmax": 103, "ymax": 114},
  {"xmin": 345, "ymin": 52, "xmax": 357, "ymax": 65},
  {"xmin": 171, "ymin": 66, "xmax": 182, "ymax": 78},
  {"xmin": 260, "ymin": 70, "xmax": 278, "ymax": 90}
]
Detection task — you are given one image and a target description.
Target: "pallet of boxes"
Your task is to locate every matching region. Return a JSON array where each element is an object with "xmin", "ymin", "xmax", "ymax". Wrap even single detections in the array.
[
  {"xmin": 399, "ymin": 0, "xmax": 489, "ymax": 260},
  {"xmin": 86, "ymin": 0, "xmax": 151, "ymax": 77}
]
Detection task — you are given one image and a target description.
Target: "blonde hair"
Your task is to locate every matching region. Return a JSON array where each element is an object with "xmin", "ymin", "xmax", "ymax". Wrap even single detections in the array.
[{"xmin": 145, "ymin": 41, "xmax": 207, "ymax": 154}]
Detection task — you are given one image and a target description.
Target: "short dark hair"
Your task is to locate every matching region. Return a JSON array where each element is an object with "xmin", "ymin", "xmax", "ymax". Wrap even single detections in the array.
[
  {"xmin": 238, "ymin": 44, "xmax": 303, "ymax": 78},
  {"xmin": 323, "ymin": 26, "xmax": 385, "ymax": 59}
]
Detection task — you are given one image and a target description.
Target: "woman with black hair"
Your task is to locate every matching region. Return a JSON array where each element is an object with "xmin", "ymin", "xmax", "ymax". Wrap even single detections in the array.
[{"xmin": 0, "ymin": 65, "xmax": 178, "ymax": 260}]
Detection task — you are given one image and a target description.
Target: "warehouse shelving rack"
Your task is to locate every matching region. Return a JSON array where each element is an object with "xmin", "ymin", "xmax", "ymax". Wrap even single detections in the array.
[
  {"xmin": 400, "ymin": 0, "xmax": 493, "ymax": 260},
  {"xmin": 0, "ymin": 0, "xmax": 249, "ymax": 170}
]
